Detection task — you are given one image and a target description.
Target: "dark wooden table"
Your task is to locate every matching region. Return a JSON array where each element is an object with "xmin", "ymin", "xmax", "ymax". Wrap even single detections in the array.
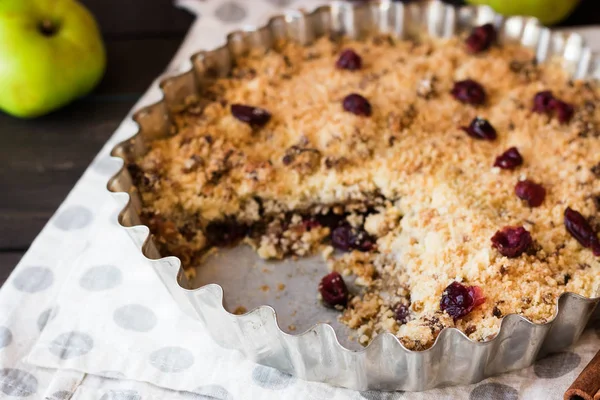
[
  {"xmin": 0, "ymin": 0, "xmax": 599, "ymax": 285},
  {"xmin": 0, "ymin": 0, "xmax": 193, "ymax": 284}
]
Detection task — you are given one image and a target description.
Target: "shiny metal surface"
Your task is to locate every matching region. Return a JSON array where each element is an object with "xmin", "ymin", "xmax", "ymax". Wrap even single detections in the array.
[{"xmin": 107, "ymin": 1, "xmax": 600, "ymax": 391}]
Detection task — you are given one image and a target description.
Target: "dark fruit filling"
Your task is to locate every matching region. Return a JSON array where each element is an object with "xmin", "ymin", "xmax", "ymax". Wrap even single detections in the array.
[
  {"xmin": 451, "ymin": 79, "xmax": 486, "ymax": 105},
  {"xmin": 462, "ymin": 117, "xmax": 497, "ymax": 140},
  {"xmin": 493, "ymin": 147, "xmax": 523, "ymax": 170},
  {"xmin": 314, "ymin": 211, "xmax": 347, "ymax": 230},
  {"xmin": 302, "ymin": 218, "xmax": 322, "ymax": 231},
  {"xmin": 515, "ymin": 180, "xmax": 546, "ymax": 207},
  {"xmin": 319, "ymin": 271, "xmax": 349, "ymax": 308},
  {"xmin": 336, "ymin": 49, "xmax": 362, "ymax": 70},
  {"xmin": 394, "ymin": 303, "xmax": 410, "ymax": 325},
  {"xmin": 205, "ymin": 220, "xmax": 249, "ymax": 247},
  {"xmin": 231, "ymin": 104, "xmax": 271, "ymax": 126},
  {"xmin": 342, "ymin": 93, "xmax": 372, "ymax": 116},
  {"xmin": 564, "ymin": 207, "xmax": 600, "ymax": 256},
  {"xmin": 491, "ymin": 226, "xmax": 532, "ymax": 258},
  {"xmin": 331, "ymin": 224, "xmax": 375, "ymax": 252},
  {"xmin": 440, "ymin": 282, "xmax": 485, "ymax": 320}
]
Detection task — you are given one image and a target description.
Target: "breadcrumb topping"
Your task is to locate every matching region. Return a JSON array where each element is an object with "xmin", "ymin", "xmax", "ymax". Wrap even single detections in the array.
[{"xmin": 131, "ymin": 33, "xmax": 600, "ymax": 350}]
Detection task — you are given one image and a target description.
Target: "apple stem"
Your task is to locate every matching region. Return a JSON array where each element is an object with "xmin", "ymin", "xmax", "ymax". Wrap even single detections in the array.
[{"xmin": 39, "ymin": 20, "xmax": 57, "ymax": 37}]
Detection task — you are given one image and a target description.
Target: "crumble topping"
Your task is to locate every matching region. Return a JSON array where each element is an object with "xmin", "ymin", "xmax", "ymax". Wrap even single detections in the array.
[{"xmin": 130, "ymin": 29, "xmax": 600, "ymax": 350}]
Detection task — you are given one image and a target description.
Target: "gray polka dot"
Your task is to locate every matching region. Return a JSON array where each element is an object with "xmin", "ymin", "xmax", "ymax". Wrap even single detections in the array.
[
  {"xmin": 534, "ymin": 351, "xmax": 581, "ymax": 378},
  {"xmin": 0, "ymin": 327, "xmax": 12, "ymax": 349},
  {"xmin": 80, "ymin": 265, "xmax": 122, "ymax": 291},
  {"xmin": 214, "ymin": 1, "xmax": 247, "ymax": 23},
  {"xmin": 193, "ymin": 385, "xmax": 234, "ymax": 400},
  {"xmin": 13, "ymin": 266, "xmax": 54, "ymax": 293},
  {"xmin": 470, "ymin": 383, "xmax": 518, "ymax": 400},
  {"xmin": 53, "ymin": 206, "xmax": 93, "ymax": 231},
  {"xmin": 113, "ymin": 304, "xmax": 157, "ymax": 332},
  {"xmin": 37, "ymin": 307, "xmax": 59, "ymax": 331},
  {"xmin": 99, "ymin": 370, "xmax": 126, "ymax": 379},
  {"xmin": 149, "ymin": 347, "xmax": 194, "ymax": 372},
  {"xmin": 100, "ymin": 390, "xmax": 141, "ymax": 400},
  {"xmin": 0, "ymin": 369, "xmax": 38, "ymax": 397},
  {"xmin": 92, "ymin": 155, "xmax": 121, "ymax": 176},
  {"xmin": 266, "ymin": 0, "xmax": 293, "ymax": 6},
  {"xmin": 51, "ymin": 391, "xmax": 72, "ymax": 399},
  {"xmin": 49, "ymin": 331, "xmax": 93, "ymax": 359},
  {"xmin": 251, "ymin": 365, "xmax": 295, "ymax": 390}
]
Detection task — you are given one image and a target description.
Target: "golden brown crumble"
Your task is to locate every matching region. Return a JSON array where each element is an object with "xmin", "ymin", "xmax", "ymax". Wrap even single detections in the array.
[{"xmin": 131, "ymin": 33, "xmax": 600, "ymax": 349}]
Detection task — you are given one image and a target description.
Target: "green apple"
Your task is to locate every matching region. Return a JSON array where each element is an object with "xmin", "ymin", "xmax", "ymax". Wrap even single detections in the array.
[
  {"xmin": 468, "ymin": 0, "xmax": 580, "ymax": 25},
  {"xmin": 0, "ymin": 0, "xmax": 106, "ymax": 118}
]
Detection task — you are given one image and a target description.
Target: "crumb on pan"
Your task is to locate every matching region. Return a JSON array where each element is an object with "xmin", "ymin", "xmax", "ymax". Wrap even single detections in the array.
[{"xmin": 233, "ymin": 306, "xmax": 248, "ymax": 315}]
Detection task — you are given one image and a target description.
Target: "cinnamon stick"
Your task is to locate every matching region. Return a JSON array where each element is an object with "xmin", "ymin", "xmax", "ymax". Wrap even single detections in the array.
[{"xmin": 564, "ymin": 349, "xmax": 600, "ymax": 400}]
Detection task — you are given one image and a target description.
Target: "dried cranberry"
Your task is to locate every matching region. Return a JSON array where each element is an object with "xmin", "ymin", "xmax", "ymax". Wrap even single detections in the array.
[
  {"xmin": 564, "ymin": 207, "xmax": 600, "ymax": 256},
  {"xmin": 494, "ymin": 147, "xmax": 523, "ymax": 170},
  {"xmin": 451, "ymin": 79, "xmax": 486, "ymax": 105},
  {"xmin": 462, "ymin": 117, "xmax": 497, "ymax": 140},
  {"xmin": 319, "ymin": 272, "xmax": 349, "ymax": 308},
  {"xmin": 440, "ymin": 282, "xmax": 485, "ymax": 320},
  {"xmin": 331, "ymin": 225, "xmax": 352, "ymax": 251},
  {"xmin": 394, "ymin": 303, "xmax": 410, "ymax": 325},
  {"xmin": 331, "ymin": 225, "xmax": 375, "ymax": 252},
  {"xmin": 231, "ymin": 104, "xmax": 271, "ymax": 127},
  {"xmin": 515, "ymin": 180, "xmax": 546, "ymax": 207},
  {"xmin": 336, "ymin": 49, "xmax": 362, "ymax": 70},
  {"xmin": 532, "ymin": 91, "xmax": 554, "ymax": 113},
  {"xmin": 532, "ymin": 91, "xmax": 575, "ymax": 124},
  {"xmin": 205, "ymin": 220, "xmax": 248, "ymax": 247},
  {"xmin": 465, "ymin": 23, "xmax": 496, "ymax": 54},
  {"xmin": 343, "ymin": 93, "xmax": 372, "ymax": 117},
  {"xmin": 491, "ymin": 226, "xmax": 532, "ymax": 258},
  {"xmin": 550, "ymin": 98, "xmax": 574, "ymax": 124}
]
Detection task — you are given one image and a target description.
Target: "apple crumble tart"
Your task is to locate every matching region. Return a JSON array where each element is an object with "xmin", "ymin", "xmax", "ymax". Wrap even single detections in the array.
[{"xmin": 128, "ymin": 24, "xmax": 600, "ymax": 350}]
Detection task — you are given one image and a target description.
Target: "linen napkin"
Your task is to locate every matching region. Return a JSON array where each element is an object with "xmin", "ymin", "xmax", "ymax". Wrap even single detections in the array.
[{"xmin": 0, "ymin": 1, "xmax": 599, "ymax": 399}]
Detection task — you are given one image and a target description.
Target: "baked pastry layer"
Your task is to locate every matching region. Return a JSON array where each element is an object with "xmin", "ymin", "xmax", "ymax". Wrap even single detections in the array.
[{"xmin": 130, "ymin": 33, "xmax": 600, "ymax": 350}]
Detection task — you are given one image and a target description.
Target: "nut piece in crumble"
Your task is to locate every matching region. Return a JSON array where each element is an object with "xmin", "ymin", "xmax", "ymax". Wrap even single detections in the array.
[{"xmin": 130, "ymin": 27, "xmax": 600, "ymax": 350}]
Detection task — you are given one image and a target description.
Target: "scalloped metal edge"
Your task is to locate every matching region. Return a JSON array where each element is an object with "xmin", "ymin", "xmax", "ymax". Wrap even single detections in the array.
[{"xmin": 107, "ymin": 1, "xmax": 600, "ymax": 391}]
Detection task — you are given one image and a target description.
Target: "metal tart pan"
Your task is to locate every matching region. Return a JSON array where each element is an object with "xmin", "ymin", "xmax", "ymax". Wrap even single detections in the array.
[{"xmin": 108, "ymin": 0, "xmax": 600, "ymax": 391}]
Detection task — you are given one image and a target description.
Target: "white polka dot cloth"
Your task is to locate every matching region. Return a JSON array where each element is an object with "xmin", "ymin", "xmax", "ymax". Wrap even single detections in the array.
[{"xmin": 0, "ymin": 2, "xmax": 599, "ymax": 399}]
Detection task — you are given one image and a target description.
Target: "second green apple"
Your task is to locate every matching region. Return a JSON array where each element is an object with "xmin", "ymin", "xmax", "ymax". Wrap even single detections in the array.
[{"xmin": 468, "ymin": 0, "xmax": 580, "ymax": 25}]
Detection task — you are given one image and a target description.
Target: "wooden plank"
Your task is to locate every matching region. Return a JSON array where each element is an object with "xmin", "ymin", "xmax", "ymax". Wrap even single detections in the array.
[
  {"xmin": 99, "ymin": 37, "xmax": 189, "ymax": 94},
  {"xmin": 0, "ymin": 37, "xmax": 184, "ymax": 250},
  {"xmin": 0, "ymin": 101, "xmax": 131, "ymax": 249},
  {"xmin": 80, "ymin": 0, "xmax": 194, "ymax": 37},
  {"xmin": 0, "ymin": 252, "xmax": 22, "ymax": 286}
]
